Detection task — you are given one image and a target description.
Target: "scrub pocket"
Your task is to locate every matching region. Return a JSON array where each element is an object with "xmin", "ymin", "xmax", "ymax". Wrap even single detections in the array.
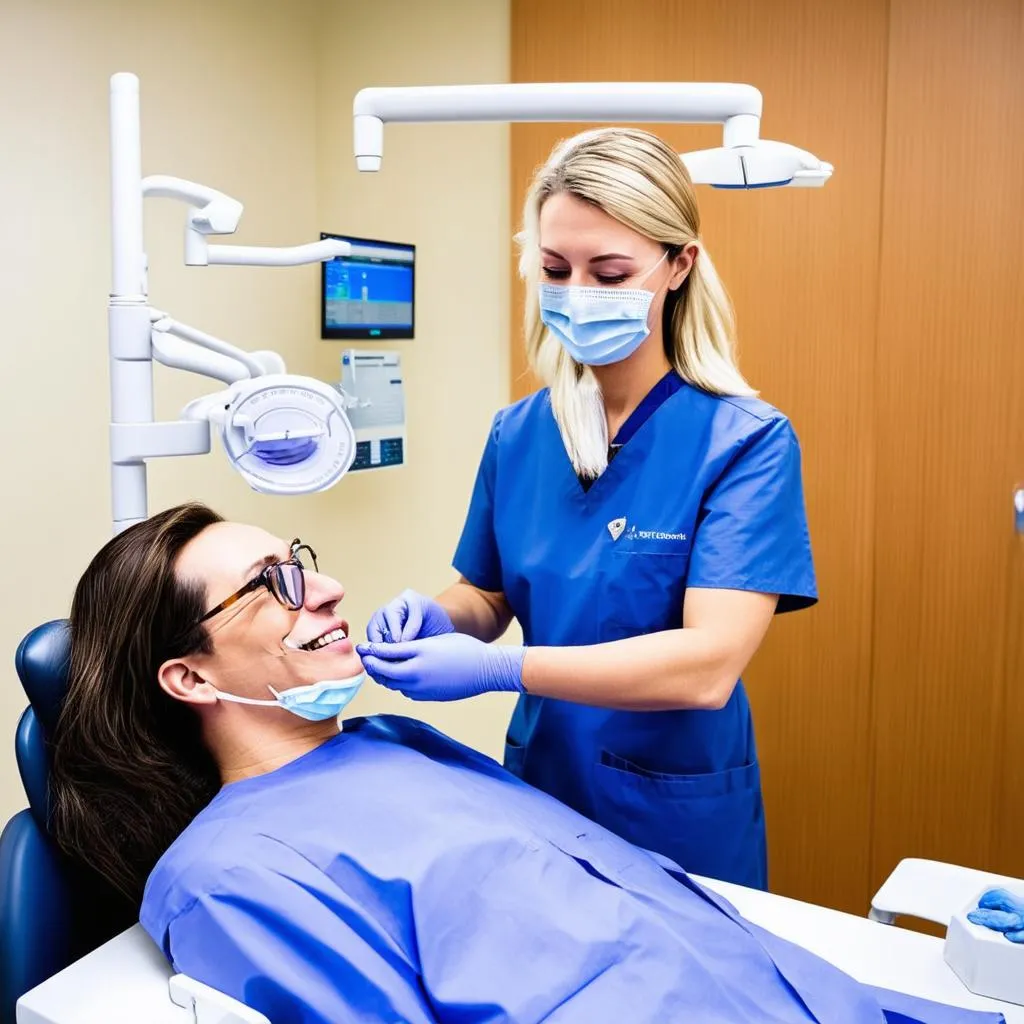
[
  {"xmin": 592, "ymin": 750, "xmax": 766, "ymax": 888},
  {"xmin": 503, "ymin": 734, "xmax": 527, "ymax": 779},
  {"xmin": 601, "ymin": 550, "xmax": 689, "ymax": 641}
]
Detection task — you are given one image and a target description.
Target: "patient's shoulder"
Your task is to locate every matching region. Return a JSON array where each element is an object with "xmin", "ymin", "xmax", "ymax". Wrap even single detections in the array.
[
  {"xmin": 344, "ymin": 714, "xmax": 499, "ymax": 768},
  {"xmin": 142, "ymin": 816, "xmax": 246, "ymax": 910},
  {"xmin": 140, "ymin": 820, "xmax": 305, "ymax": 942},
  {"xmin": 345, "ymin": 714, "xmax": 511, "ymax": 788},
  {"xmin": 343, "ymin": 712, "xmax": 454, "ymax": 746}
]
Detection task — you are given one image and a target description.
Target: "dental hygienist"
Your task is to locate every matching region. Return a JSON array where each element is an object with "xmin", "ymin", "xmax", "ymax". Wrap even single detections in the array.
[{"xmin": 358, "ymin": 127, "xmax": 817, "ymax": 890}]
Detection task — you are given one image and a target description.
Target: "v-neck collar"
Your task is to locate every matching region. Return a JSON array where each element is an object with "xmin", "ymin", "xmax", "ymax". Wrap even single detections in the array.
[
  {"xmin": 610, "ymin": 369, "xmax": 684, "ymax": 448},
  {"xmin": 545, "ymin": 370, "xmax": 686, "ymax": 500}
]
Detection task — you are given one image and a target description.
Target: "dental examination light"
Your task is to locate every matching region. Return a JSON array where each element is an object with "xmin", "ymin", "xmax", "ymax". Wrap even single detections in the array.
[
  {"xmin": 108, "ymin": 72, "xmax": 367, "ymax": 533},
  {"xmin": 352, "ymin": 82, "xmax": 833, "ymax": 188}
]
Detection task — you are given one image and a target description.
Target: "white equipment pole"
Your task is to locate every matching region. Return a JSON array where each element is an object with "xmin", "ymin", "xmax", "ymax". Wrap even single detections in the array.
[
  {"xmin": 109, "ymin": 72, "xmax": 160, "ymax": 534},
  {"xmin": 106, "ymin": 74, "xmax": 351, "ymax": 534}
]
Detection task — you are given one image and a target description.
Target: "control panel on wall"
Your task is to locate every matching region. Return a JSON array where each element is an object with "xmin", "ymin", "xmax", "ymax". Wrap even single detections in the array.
[{"xmin": 336, "ymin": 350, "xmax": 406, "ymax": 471}]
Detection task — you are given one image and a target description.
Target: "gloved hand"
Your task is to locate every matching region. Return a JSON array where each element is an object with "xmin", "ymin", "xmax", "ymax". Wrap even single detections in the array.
[
  {"xmin": 366, "ymin": 589, "xmax": 455, "ymax": 644},
  {"xmin": 967, "ymin": 888, "xmax": 1024, "ymax": 943},
  {"xmin": 357, "ymin": 633, "xmax": 525, "ymax": 702}
]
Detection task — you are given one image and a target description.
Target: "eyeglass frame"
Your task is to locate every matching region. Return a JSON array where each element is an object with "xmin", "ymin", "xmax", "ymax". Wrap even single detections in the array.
[{"xmin": 196, "ymin": 539, "xmax": 319, "ymax": 625}]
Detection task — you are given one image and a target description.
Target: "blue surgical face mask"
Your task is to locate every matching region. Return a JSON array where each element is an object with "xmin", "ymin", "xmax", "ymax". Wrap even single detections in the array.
[
  {"xmin": 538, "ymin": 252, "xmax": 669, "ymax": 366},
  {"xmin": 209, "ymin": 673, "xmax": 366, "ymax": 722}
]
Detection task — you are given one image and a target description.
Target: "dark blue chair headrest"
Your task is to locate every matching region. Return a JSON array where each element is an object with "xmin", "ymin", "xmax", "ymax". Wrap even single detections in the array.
[
  {"xmin": 14, "ymin": 620, "xmax": 70, "ymax": 737},
  {"xmin": 4, "ymin": 616, "xmax": 138, "ymax": 1024},
  {"xmin": 14, "ymin": 620, "xmax": 70, "ymax": 832},
  {"xmin": 14, "ymin": 712, "xmax": 49, "ymax": 834}
]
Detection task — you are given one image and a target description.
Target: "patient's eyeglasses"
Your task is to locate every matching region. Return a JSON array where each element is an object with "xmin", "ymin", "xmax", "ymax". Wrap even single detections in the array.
[{"xmin": 197, "ymin": 539, "xmax": 318, "ymax": 625}]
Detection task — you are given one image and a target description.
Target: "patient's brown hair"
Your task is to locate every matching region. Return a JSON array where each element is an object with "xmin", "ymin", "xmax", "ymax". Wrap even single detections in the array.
[{"xmin": 51, "ymin": 503, "xmax": 224, "ymax": 904}]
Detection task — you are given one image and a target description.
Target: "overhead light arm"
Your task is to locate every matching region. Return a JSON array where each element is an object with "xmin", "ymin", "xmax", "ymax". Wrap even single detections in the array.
[{"xmin": 352, "ymin": 81, "xmax": 831, "ymax": 188}]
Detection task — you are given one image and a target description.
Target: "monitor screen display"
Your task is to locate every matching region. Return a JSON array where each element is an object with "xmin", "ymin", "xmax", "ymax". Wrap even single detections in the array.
[{"xmin": 320, "ymin": 233, "xmax": 415, "ymax": 340}]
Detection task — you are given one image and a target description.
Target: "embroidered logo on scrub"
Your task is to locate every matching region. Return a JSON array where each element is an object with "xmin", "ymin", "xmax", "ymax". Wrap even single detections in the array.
[{"xmin": 607, "ymin": 517, "xmax": 688, "ymax": 544}]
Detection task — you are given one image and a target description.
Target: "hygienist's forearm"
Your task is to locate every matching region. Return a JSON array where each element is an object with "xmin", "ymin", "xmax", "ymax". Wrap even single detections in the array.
[
  {"xmin": 437, "ymin": 581, "xmax": 512, "ymax": 643},
  {"xmin": 521, "ymin": 630, "xmax": 741, "ymax": 712}
]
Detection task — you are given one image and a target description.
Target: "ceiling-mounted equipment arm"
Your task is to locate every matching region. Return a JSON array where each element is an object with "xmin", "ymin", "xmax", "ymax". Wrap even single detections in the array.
[
  {"xmin": 352, "ymin": 80, "xmax": 832, "ymax": 189},
  {"xmin": 353, "ymin": 82, "xmax": 763, "ymax": 172}
]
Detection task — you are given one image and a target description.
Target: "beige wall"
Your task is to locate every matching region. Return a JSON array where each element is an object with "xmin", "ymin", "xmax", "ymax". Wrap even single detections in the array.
[
  {"xmin": 312, "ymin": 0, "xmax": 517, "ymax": 755},
  {"xmin": 0, "ymin": 0, "xmax": 512, "ymax": 827}
]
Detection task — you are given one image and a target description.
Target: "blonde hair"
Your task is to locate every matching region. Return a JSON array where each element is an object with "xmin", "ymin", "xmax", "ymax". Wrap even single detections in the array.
[{"xmin": 517, "ymin": 127, "xmax": 755, "ymax": 477}]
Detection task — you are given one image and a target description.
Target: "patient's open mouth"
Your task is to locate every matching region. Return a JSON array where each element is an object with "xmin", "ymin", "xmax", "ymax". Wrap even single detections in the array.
[
  {"xmin": 284, "ymin": 622, "xmax": 351, "ymax": 652},
  {"xmin": 300, "ymin": 627, "xmax": 347, "ymax": 651}
]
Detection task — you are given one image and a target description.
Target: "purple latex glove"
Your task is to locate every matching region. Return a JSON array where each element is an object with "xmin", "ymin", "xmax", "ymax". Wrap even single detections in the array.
[
  {"xmin": 357, "ymin": 633, "xmax": 525, "ymax": 702},
  {"xmin": 967, "ymin": 888, "xmax": 1024, "ymax": 943},
  {"xmin": 366, "ymin": 589, "xmax": 455, "ymax": 644}
]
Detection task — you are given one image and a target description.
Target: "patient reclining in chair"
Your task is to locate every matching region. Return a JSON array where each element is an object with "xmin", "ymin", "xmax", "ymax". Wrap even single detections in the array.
[{"xmin": 49, "ymin": 504, "xmax": 1001, "ymax": 1024}]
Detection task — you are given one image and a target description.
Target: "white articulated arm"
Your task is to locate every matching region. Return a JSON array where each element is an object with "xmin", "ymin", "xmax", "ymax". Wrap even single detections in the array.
[
  {"xmin": 206, "ymin": 238, "xmax": 352, "ymax": 266},
  {"xmin": 151, "ymin": 333, "xmax": 253, "ymax": 385},
  {"xmin": 142, "ymin": 177, "xmax": 354, "ymax": 266},
  {"xmin": 150, "ymin": 311, "xmax": 271, "ymax": 381},
  {"xmin": 353, "ymin": 81, "xmax": 762, "ymax": 172},
  {"xmin": 142, "ymin": 175, "xmax": 244, "ymax": 234},
  {"xmin": 352, "ymin": 81, "xmax": 832, "ymax": 188}
]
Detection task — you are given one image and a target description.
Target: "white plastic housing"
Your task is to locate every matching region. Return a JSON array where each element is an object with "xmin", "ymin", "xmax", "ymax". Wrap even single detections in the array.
[
  {"xmin": 187, "ymin": 375, "xmax": 357, "ymax": 496},
  {"xmin": 944, "ymin": 887, "xmax": 1024, "ymax": 1006},
  {"xmin": 682, "ymin": 140, "xmax": 834, "ymax": 189}
]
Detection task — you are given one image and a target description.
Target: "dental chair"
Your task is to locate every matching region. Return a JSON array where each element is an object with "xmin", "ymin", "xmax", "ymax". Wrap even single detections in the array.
[
  {"xmin": 3, "ymin": 621, "xmax": 1020, "ymax": 1022},
  {"xmin": 0, "ymin": 620, "xmax": 268, "ymax": 1024},
  {"xmin": 0, "ymin": 620, "xmax": 130, "ymax": 1024}
]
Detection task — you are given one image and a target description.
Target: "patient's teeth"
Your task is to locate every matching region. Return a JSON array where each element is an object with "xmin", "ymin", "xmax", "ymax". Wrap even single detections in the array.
[{"xmin": 295, "ymin": 627, "xmax": 348, "ymax": 651}]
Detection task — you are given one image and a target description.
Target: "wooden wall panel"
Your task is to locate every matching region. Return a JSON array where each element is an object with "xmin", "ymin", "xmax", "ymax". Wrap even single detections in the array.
[
  {"xmin": 987, "ymin": 22, "xmax": 1024, "ymax": 882},
  {"xmin": 992, "ymin": 528, "xmax": 1024, "ymax": 873},
  {"xmin": 682, "ymin": 0, "xmax": 888, "ymax": 917},
  {"xmin": 869, "ymin": 0, "xmax": 1024, "ymax": 889},
  {"xmin": 511, "ymin": 0, "xmax": 888, "ymax": 913}
]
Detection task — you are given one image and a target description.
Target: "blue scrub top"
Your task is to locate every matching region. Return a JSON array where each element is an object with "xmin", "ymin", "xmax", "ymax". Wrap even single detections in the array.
[
  {"xmin": 453, "ymin": 375, "xmax": 817, "ymax": 889},
  {"xmin": 141, "ymin": 717, "xmax": 1001, "ymax": 1024}
]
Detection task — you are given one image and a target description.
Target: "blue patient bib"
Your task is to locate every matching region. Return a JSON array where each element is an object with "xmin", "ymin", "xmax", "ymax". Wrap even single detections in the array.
[{"xmin": 141, "ymin": 717, "xmax": 1002, "ymax": 1024}]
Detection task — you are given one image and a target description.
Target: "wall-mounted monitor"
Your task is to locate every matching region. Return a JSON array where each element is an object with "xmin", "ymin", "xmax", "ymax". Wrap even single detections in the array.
[{"xmin": 320, "ymin": 232, "xmax": 415, "ymax": 340}]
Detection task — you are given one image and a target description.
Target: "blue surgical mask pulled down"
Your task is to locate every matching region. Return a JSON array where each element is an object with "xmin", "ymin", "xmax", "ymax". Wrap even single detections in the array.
[
  {"xmin": 538, "ymin": 252, "xmax": 668, "ymax": 366},
  {"xmin": 210, "ymin": 673, "xmax": 365, "ymax": 722}
]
